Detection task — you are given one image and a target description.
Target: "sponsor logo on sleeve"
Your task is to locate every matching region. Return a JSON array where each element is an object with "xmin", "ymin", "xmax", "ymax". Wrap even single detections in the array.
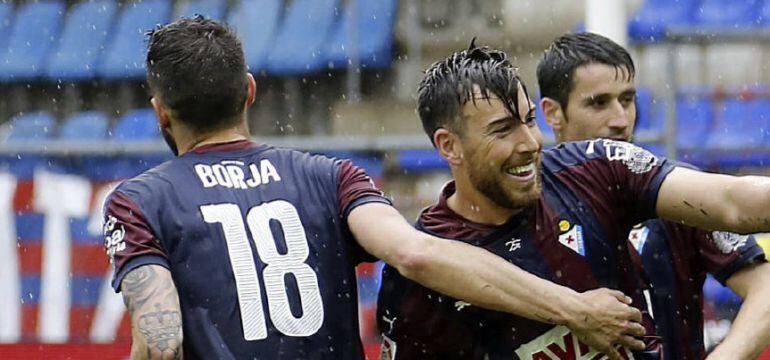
[
  {"xmin": 602, "ymin": 140, "xmax": 658, "ymax": 174},
  {"xmin": 516, "ymin": 325, "xmax": 635, "ymax": 359},
  {"xmin": 711, "ymin": 231, "xmax": 749, "ymax": 254},
  {"xmin": 558, "ymin": 221, "xmax": 585, "ymax": 256},
  {"xmin": 103, "ymin": 215, "xmax": 126, "ymax": 263}
]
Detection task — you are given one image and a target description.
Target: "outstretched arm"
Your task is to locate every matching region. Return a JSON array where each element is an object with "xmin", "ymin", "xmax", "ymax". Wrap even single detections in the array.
[
  {"xmin": 121, "ymin": 265, "xmax": 183, "ymax": 360},
  {"xmin": 349, "ymin": 202, "xmax": 646, "ymax": 358},
  {"xmin": 657, "ymin": 167, "xmax": 770, "ymax": 233},
  {"xmin": 707, "ymin": 262, "xmax": 770, "ymax": 360}
]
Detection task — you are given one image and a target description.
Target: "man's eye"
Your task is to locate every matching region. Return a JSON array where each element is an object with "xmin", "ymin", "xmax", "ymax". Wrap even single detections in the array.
[
  {"xmin": 591, "ymin": 99, "xmax": 607, "ymax": 108},
  {"xmin": 494, "ymin": 126, "xmax": 511, "ymax": 134},
  {"xmin": 525, "ymin": 115, "xmax": 537, "ymax": 126}
]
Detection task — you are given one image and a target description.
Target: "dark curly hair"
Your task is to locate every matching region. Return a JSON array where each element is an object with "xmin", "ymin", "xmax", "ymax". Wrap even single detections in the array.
[
  {"xmin": 417, "ymin": 39, "xmax": 530, "ymax": 145},
  {"xmin": 146, "ymin": 16, "xmax": 248, "ymax": 132},
  {"xmin": 537, "ymin": 32, "xmax": 635, "ymax": 109}
]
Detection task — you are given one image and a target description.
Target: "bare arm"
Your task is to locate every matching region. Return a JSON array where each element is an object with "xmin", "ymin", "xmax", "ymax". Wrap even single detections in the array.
[
  {"xmin": 657, "ymin": 167, "xmax": 770, "ymax": 233},
  {"xmin": 349, "ymin": 202, "xmax": 646, "ymax": 357},
  {"xmin": 121, "ymin": 265, "xmax": 183, "ymax": 360},
  {"xmin": 707, "ymin": 262, "xmax": 770, "ymax": 360}
]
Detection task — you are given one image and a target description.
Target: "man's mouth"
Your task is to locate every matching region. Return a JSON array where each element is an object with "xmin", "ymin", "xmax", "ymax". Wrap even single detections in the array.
[
  {"xmin": 607, "ymin": 134, "xmax": 629, "ymax": 141},
  {"xmin": 505, "ymin": 163, "xmax": 536, "ymax": 181}
]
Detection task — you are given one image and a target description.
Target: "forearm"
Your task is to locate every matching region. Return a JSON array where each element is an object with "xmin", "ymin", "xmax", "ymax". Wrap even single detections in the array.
[
  {"xmin": 725, "ymin": 176, "xmax": 770, "ymax": 233},
  {"xmin": 710, "ymin": 263, "xmax": 770, "ymax": 360},
  {"xmin": 121, "ymin": 265, "xmax": 183, "ymax": 360},
  {"xmin": 395, "ymin": 234, "xmax": 583, "ymax": 325},
  {"xmin": 657, "ymin": 170, "xmax": 770, "ymax": 234}
]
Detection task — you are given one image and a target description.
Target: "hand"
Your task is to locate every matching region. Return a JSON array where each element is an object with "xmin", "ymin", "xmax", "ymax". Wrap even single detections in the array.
[{"xmin": 565, "ymin": 288, "xmax": 646, "ymax": 360}]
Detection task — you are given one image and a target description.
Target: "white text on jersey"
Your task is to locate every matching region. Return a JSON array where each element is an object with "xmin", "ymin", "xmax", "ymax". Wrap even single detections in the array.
[{"xmin": 194, "ymin": 160, "xmax": 282, "ymax": 189}]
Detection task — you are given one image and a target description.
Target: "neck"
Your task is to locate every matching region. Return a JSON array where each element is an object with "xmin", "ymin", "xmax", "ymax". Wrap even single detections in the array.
[
  {"xmin": 447, "ymin": 173, "xmax": 520, "ymax": 226},
  {"xmin": 176, "ymin": 121, "xmax": 251, "ymax": 155}
]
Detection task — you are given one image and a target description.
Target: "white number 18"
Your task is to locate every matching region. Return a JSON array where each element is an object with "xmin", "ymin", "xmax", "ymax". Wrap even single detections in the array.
[{"xmin": 200, "ymin": 200, "xmax": 324, "ymax": 341}]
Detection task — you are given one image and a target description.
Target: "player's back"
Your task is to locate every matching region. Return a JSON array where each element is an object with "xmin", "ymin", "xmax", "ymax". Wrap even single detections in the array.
[{"xmin": 111, "ymin": 141, "xmax": 370, "ymax": 359}]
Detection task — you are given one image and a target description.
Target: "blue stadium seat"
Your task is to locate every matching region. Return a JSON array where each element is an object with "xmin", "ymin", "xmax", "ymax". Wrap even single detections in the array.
[
  {"xmin": 676, "ymin": 95, "xmax": 714, "ymax": 151},
  {"xmin": 706, "ymin": 98, "xmax": 770, "ymax": 151},
  {"xmin": 97, "ymin": 0, "xmax": 171, "ymax": 80},
  {"xmin": 322, "ymin": 0, "xmax": 397, "ymax": 70},
  {"xmin": 695, "ymin": 0, "xmax": 762, "ymax": 29},
  {"xmin": 111, "ymin": 109, "xmax": 159, "ymax": 141},
  {"xmin": 45, "ymin": 1, "xmax": 117, "ymax": 81},
  {"xmin": 703, "ymin": 275, "xmax": 741, "ymax": 306},
  {"xmin": 322, "ymin": 151, "xmax": 385, "ymax": 178},
  {"xmin": 0, "ymin": 3, "xmax": 15, "ymax": 52},
  {"xmin": 59, "ymin": 111, "xmax": 109, "ymax": 140},
  {"xmin": 628, "ymin": 0, "xmax": 695, "ymax": 43},
  {"xmin": 226, "ymin": 0, "xmax": 281, "ymax": 72},
  {"xmin": 635, "ymin": 88, "xmax": 665, "ymax": 133},
  {"xmin": 176, "ymin": 0, "xmax": 226, "ymax": 21},
  {"xmin": 762, "ymin": 0, "xmax": 770, "ymax": 26},
  {"xmin": 4, "ymin": 112, "xmax": 57, "ymax": 142},
  {"xmin": 396, "ymin": 150, "xmax": 448, "ymax": 173},
  {"xmin": 266, "ymin": 0, "xmax": 339, "ymax": 75},
  {"xmin": 0, "ymin": 1, "xmax": 65, "ymax": 81}
]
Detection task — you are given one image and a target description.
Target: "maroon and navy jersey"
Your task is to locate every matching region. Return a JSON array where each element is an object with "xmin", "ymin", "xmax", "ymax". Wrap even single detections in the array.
[
  {"xmin": 103, "ymin": 140, "xmax": 390, "ymax": 359},
  {"xmin": 378, "ymin": 139, "xmax": 670, "ymax": 359},
  {"xmin": 631, "ymin": 219, "xmax": 766, "ymax": 360}
]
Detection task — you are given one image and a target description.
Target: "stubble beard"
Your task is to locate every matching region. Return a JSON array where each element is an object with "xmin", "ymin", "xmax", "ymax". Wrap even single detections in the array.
[{"xmin": 467, "ymin": 160, "xmax": 542, "ymax": 211}]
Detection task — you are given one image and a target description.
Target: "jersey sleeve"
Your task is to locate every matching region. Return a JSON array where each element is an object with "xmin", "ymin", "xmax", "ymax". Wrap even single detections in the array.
[
  {"xmin": 548, "ymin": 139, "xmax": 677, "ymax": 224},
  {"xmin": 103, "ymin": 189, "xmax": 169, "ymax": 292},
  {"xmin": 689, "ymin": 227, "xmax": 767, "ymax": 284},
  {"xmin": 336, "ymin": 159, "xmax": 392, "ymax": 219}
]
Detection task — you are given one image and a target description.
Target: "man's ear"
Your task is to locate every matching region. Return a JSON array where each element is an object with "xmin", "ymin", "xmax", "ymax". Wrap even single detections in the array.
[
  {"xmin": 151, "ymin": 97, "xmax": 171, "ymax": 129},
  {"xmin": 245, "ymin": 73, "xmax": 257, "ymax": 107},
  {"xmin": 540, "ymin": 97, "xmax": 566, "ymax": 135},
  {"xmin": 433, "ymin": 128, "xmax": 463, "ymax": 166}
]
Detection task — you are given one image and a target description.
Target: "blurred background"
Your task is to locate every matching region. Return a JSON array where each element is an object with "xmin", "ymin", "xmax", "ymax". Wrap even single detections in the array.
[{"xmin": 0, "ymin": 0, "xmax": 768, "ymax": 358}]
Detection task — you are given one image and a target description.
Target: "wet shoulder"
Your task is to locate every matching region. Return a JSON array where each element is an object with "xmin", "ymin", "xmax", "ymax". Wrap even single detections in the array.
[{"xmin": 543, "ymin": 139, "xmax": 660, "ymax": 174}]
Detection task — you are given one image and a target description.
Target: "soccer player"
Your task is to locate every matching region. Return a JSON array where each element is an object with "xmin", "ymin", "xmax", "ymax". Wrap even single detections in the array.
[
  {"xmin": 377, "ymin": 41, "xmax": 770, "ymax": 359},
  {"xmin": 536, "ymin": 32, "xmax": 770, "ymax": 360},
  {"xmin": 101, "ymin": 18, "xmax": 644, "ymax": 359}
]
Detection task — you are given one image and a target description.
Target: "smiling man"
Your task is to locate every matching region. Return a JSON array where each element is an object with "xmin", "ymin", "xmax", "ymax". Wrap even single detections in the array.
[
  {"xmin": 378, "ymin": 42, "xmax": 660, "ymax": 360},
  {"xmin": 377, "ymin": 40, "xmax": 770, "ymax": 360}
]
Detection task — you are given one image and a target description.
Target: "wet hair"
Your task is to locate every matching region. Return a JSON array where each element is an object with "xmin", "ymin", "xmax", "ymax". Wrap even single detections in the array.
[
  {"xmin": 537, "ymin": 32, "xmax": 635, "ymax": 109},
  {"xmin": 417, "ymin": 40, "xmax": 530, "ymax": 145},
  {"xmin": 146, "ymin": 16, "xmax": 248, "ymax": 132}
]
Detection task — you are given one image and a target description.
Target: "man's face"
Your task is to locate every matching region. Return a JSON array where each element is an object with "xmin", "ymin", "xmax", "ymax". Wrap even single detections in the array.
[
  {"xmin": 560, "ymin": 63, "xmax": 637, "ymax": 142},
  {"xmin": 458, "ymin": 85, "xmax": 544, "ymax": 210}
]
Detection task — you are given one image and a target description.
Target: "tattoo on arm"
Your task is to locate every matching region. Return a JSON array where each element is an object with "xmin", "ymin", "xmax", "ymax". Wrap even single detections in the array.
[{"xmin": 122, "ymin": 265, "xmax": 183, "ymax": 360}]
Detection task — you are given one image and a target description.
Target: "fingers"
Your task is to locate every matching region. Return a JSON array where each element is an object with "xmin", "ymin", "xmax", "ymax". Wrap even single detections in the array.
[
  {"xmin": 623, "ymin": 306, "xmax": 643, "ymax": 323},
  {"xmin": 606, "ymin": 289, "xmax": 633, "ymax": 304},
  {"xmin": 617, "ymin": 335, "xmax": 646, "ymax": 351},
  {"xmin": 625, "ymin": 321, "xmax": 646, "ymax": 337},
  {"xmin": 603, "ymin": 346, "xmax": 623, "ymax": 360}
]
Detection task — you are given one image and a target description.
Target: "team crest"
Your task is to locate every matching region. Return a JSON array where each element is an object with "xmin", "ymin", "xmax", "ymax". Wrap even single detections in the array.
[
  {"xmin": 558, "ymin": 222, "xmax": 585, "ymax": 256},
  {"xmin": 603, "ymin": 140, "xmax": 658, "ymax": 174},
  {"xmin": 628, "ymin": 225, "xmax": 650, "ymax": 253},
  {"xmin": 711, "ymin": 231, "xmax": 748, "ymax": 254}
]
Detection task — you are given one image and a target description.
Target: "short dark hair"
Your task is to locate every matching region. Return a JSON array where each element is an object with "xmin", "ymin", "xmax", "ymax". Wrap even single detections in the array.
[
  {"xmin": 146, "ymin": 16, "xmax": 248, "ymax": 132},
  {"xmin": 417, "ymin": 40, "xmax": 530, "ymax": 144},
  {"xmin": 537, "ymin": 32, "xmax": 635, "ymax": 109}
]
